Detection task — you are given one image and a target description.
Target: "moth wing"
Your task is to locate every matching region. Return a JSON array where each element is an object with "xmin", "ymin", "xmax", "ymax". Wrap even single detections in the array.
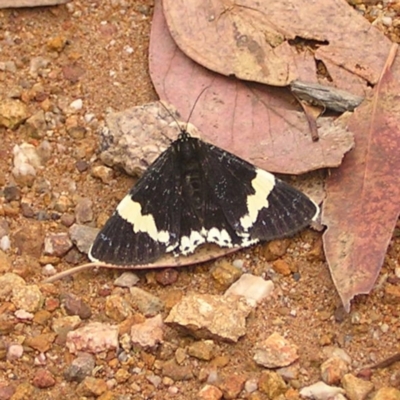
[{"xmin": 89, "ymin": 147, "xmax": 182, "ymax": 265}]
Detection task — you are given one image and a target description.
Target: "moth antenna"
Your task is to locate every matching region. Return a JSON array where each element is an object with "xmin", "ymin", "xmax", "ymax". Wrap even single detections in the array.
[{"xmin": 185, "ymin": 85, "xmax": 210, "ymax": 131}]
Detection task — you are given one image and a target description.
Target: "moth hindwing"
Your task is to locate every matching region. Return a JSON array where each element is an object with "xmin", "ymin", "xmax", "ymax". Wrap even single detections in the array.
[{"xmin": 89, "ymin": 130, "xmax": 319, "ymax": 266}]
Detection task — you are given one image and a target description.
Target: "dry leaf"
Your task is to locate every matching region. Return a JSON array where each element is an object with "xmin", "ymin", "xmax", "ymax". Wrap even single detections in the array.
[
  {"xmin": 322, "ymin": 44, "xmax": 400, "ymax": 311},
  {"xmin": 163, "ymin": 0, "xmax": 391, "ymax": 90},
  {"xmin": 149, "ymin": 0, "xmax": 354, "ymax": 175}
]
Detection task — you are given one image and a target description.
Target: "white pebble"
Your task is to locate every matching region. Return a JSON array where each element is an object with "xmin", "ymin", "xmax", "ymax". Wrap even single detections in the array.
[
  {"xmin": 7, "ymin": 344, "xmax": 24, "ymax": 361},
  {"xmin": 124, "ymin": 45, "xmax": 134, "ymax": 54},
  {"xmin": 15, "ymin": 309, "xmax": 34, "ymax": 320},
  {"xmin": 69, "ymin": 99, "xmax": 83, "ymax": 111},
  {"xmin": 0, "ymin": 235, "xmax": 11, "ymax": 251},
  {"xmin": 380, "ymin": 323, "xmax": 389, "ymax": 333},
  {"xmin": 42, "ymin": 264, "xmax": 57, "ymax": 276},
  {"xmin": 381, "ymin": 16, "xmax": 392, "ymax": 26}
]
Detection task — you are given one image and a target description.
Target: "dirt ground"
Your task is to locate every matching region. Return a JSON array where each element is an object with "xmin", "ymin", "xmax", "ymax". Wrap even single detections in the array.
[{"xmin": 0, "ymin": 1, "xmax": 400, "ymax": 400}]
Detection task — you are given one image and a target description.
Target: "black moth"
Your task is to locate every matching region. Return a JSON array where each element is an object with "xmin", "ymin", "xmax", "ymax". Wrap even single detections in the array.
[{"xmin": 89, "ymin": 119, "xmax": 319, "ymax": 266}]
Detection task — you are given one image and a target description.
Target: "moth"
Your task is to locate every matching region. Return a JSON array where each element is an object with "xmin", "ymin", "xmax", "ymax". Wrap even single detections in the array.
[{"xmin": 89, "ymin": 110, "xmax": 319, "ymax": 266}]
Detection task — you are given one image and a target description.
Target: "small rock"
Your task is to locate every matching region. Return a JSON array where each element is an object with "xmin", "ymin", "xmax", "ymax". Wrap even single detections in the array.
[
  {"xmin": 165, "ymin": 293, "xmax": 252, "ymax": 342},
  {"xmin": 62, "ymin": 293, "xmax": 92, "ymax": 319},
  {"xmin": 155, "ymin": 268, "xmax": 179, "ymax": 286},
  {"xmin": 3, "ymin": 185, "xmax": 21, "ymax": 202},
  {"xmin": 32, "ymin": 369, "xmax": 56, "ymax": 388},
  {"xmin": 261, "ymin": 239, "xmax": 290, "ymax": 261},
  {"xmin": 77, "ymin": 377, "xmax": 107, "ymax": 397},
  {"xmin": 66, "ymin": 322, "xmax": 119, "ymax": 354},
  {"xmin": 114, "ymin": 271, "xmax": 140, "ymax": 288},
  {"xmin": 258, "ymin": 370, "xmax": 287, "ymax": 399},
  {"xmin": 44, "ymin": 232, "xmax": 73, "ymax": 257},
  {"xmin": 11, "ymin": 284, "xmax": 43, "ymax": 312},
  {"xmin": 0, "ymin": 99, "xmax": 28, "ymax": 129},
  {"xmin": 24, "ymin": 333, "xmax": 56, "ymax": 353},
  {"xmin": 75, "ymin": 198, "xmax": 93, "ymax": 224},
  {"xmin": 0, "ymin": 250, "xmax": 12, "ymax": 273},
  {"xmin": 299, "ymin": 381, "xmax": 345, "ymax": 399},
  {"xmin": 0, "ymin": 383, "xmax": 15, "ymax": 400},
  {"xmin": 130, "ymin": 314, "xmax": 164, "ymax": 348},
  {"xmin": 272, "ymin": 259, "xmax": 292, "ymax": 276},
  {"xmin": 52, "ymin": 315, "xmax": 82, "ymax": 335},
  {"xmin": 12, "ymin": 221, "xmax": 44, "ymax": 257},
  {"xmin": 218, "ymin": 374, "xmax": 247, "ymax": 399},
  {"xmin": 0, "ymin": 235, "xmax": 11, "ymax": 252},
  {"xmin": 69, "ymin": 224, "xmax": 98, "ymax": 254},
  {"xmin": 54, "ymin": 194, "xmax": 73, "ymax": 213},
  {"xmin": 187, "ymin": 340, "xmax": 216, "ymax": 361},
  {"xmin": 224, "ymin": 273, "xmax": 274, "ymax": 306},
  {"xmin": 25, "ymin": 110, "xmax": 47, "ymax": 138},
  {"xmin": 105, "ymin": 294, "xmax": 132, "ymax": 322},
  {"xmin": 91, "ymin": 165, "xmax": 114, "ymax": 184},
  {"xmin": 60, "ymin": 213, "xmax": 75, "ymax": 227},
  {"xmin": 115, "ymin": 368, "xmax": 132, "ymax": 384},
  {"xmin": 7, "ymin": 344, "xmax": 24, "ymax": 361},
  {"xmin": 341, "ymin": 373, "xmax": 374, "ymax": 400},
  {"xmin": 253, "ymin": 332, "xmax": 299, "ymax": 368},
  {"xmin": 15, "ymin": 309, "xmax": 34, "ymax": 320},
  {"xmin": 371, "ymin": 387, "xmax": 400, "ymax": 400},
  {"xmin": 321, "ymin": 356, "xmax": 349, "ymax": 385},
  {"xmin": 162, "ymin": 359, "xmax": 193, "ymax": 381},
  {"xmin": 47, "ymin": 36, "xmax": 67, "ymax": 52},
  {"xmin": 129, "ymin": 287, "xmax": 164, "ymax": 317},
  {"xmin": 64, "ymin": 353, "xmax": 96, "ymax": 383},
  {"xmin": 210, "ymin": 260, "xmax": 242, "ymax": 289},
  {"xmin": 29, "ymin": 56, "xmax": 50, "ymax": 77},
  {"xmin": 69, "ymin": 99, "xmax": 83, "ymax": 111},
  {"xmin": 75, "ymin": 160, "xmax": 89, "ymax": 172},
  {"xmin": 62, "ymin": 64, "xmax": 86, "ymax": 83},
  {"xmin": 198, "ymin": 384, "xmax": 223, "ymax": 400},
  {"xmin": 244, "ymin": 378, "xmax": 258, "ymax": 393},
  {"xmin": 0, "ymin": 273, "xmax": 26, "ymax": 299}
]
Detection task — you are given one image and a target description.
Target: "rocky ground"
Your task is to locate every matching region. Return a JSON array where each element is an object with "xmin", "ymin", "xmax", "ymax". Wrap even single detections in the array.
[{"xmin": 0, "ymin": 1, "xmax": 400, "ymax": 400}]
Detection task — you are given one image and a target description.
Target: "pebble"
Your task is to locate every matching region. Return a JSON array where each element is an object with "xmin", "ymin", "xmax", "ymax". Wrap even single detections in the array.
[
  {"xmin": 129, "ymin": 287, "xmax": 164, "ymax": 317},
  {"xmin": 77, "ymin": 376, "xmax": 108, "ymax": 397},
  {"xmin": 0, "ymin": 384, "xmax": 15, "ymax": 399},
  {"xmin": 198, "ymin": 384, "xmax": 223, "ymax": 400},
  {"xmin": 32, "ymin": 369, "xmax": 56, "ymax": 388},
  {"xmin": 115, "ymin": 368, "xmax": 131, "ymax": 384},
  {"xmin": 130, "ymin": 314, "xmax": 164, "ymax": 348},
  {"xmin": 69, "ymin": 98, "xmax": 83, "ymax": 111},
  {"xmin": 155, "ymin": 268, "xmax": 179, "ymax": 286},
  {"xmin": 29, "ymin": 56, "xmax": 50, "ymax": 77},
  {"xmin": 11, "ymin": 284, "xmax": 43, "ymax": 312},
  {"xmin": 24, "ymin": 333, "xmax": 56, "ymax": 353},
  {"xmin": 3, "ymin": 185, "xmax": 21, "ymax": 202},
  {"xmin": 25, "ymin": 110, "xmax": 47, "ymax": 138},
  {"xmin": 7, "ymin": 344, "xmax": 24, "ymax": 361},
  {"xmin": 299, "ymin": 381, "xmax": 345, "ymax": 399},
  {"xmin": 218, "ymin": 374, "xmax": 247, "ymax": 399},
  {"xmin": 12, "ymin": 221, "xmax": 44, "ymax": 257},
  {"xmin": 0, "ymin": 272, "xmax": 26, "ymax": 299},
  {"xmin": 12, "ymin": 143, "xmax": 40, "ymax": 186},
  {"xmin": 105, "ymin": 294, "xmax": 132, "ymax": 322},
  {"xmin": 210, "ymin": 260, "xmax": 242, "ymax": 289},
  {"xmin": 91, "ymin": 165, "xmax": 114, "ymax": 184},
  {"xmin": 114, "ymin": 271, "xmax": 140, "ymax": 288},
  {"xmin": 258, "ymin": 370, "xmax": 287, "ymax": 398},
  {"xmin": 224, "ymin": 273, "xmax": 274, "ymax": 306},
  {"xmin": 69, "ymin": 224, "xmax": 98, "ymax": 254},
  {"xmin": 66, "ymin": 322, "xmax": 119, "ymax": 354},
  {"xmin": 0, "ymin": 99, "xmax": 28, "ymax": 129},
  {"xmin": 253, "ymin": 332, "xmax": 299, "ymax": 368},
  {"xmin": 52, "ymin": 315, "xmax": 82, "ymax": 334},
  {"xmin": 261, "ymin": 239, "xmax": 290, "ymax": 261},
  {"xmin": 42, "ymin": 263, "xmax": 57, "ymax": 276},
  {"xmin": 372, "ymin": 387, "xmax": 400, "ymax": 400},
  {"xmin": 75, "ymin": 197, "xmax": 93, "ymax": 224},
  {"xmin": 15, "ymin": 309, "xmax": 34, "ymax": 320},
  {"xmin": 0, "ymin": 250, "xmax": 11, "ymax": 272},
  {"xmin": 321, "ymin": 356, "xmax": 349, "ymax": 385},
  {"xmin": 44, "ymin": 232, "xmax": 73, "ymax": 257},
  {"xmin": 244, "ymin": 377, "xmax": 258, "ymax": 393},
  {"xmin": 187, "ymin": 340, "xmax": 216, "ymax": 361},
  {"xmin": 341, "ymin": 373, "xmax": 374, "ymax": 400},
  {"xmin": 0, "ymin": 235, "xmax": 11, "ymax": 251},
  {"xmin": 162, "ymin": 359, "xmax": 194, "ymax": 381},
  {"xmin": 272, "ymin": 259, "xmax": 292, "ymax": 276},
  {"xmin": 165, "ymin": 293, "xmax": 252, "ymax": 342},
  {"xmin": 62, "ymin": 293, "xmax": 92, "ymax": 319},
  {"xmin": 63, "ymin": 353, "xmax": 96, "ymax": 382}
]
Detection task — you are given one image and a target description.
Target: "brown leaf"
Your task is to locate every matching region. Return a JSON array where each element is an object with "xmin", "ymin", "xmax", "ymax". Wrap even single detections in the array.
[
  {"xmin": 149, "ymin": 0, "xmax": 354, "ymax": 174},
  {"xmin": 163, "ymin": 0, "xmax": 391, "ymax": 90},
  {"xmin": 322, "ymin": 44, "xmax": 400, "ymax": 312}
]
